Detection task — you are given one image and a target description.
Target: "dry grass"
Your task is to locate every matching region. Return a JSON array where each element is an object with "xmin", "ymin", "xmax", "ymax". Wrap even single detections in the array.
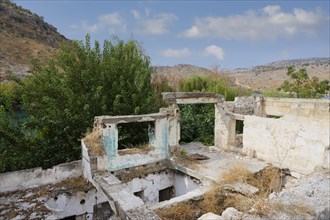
[
  {"xmin": 83, "ymin": 128, "xmax": 104, "ymax": 156},
  {"xmin": 197, "ymin": 164, "xmax": 285, "ymax": 216},
  {"xmin": 198, "ymin": 184, "xmax": 225, "ymax": 214},
  {"xmin": 155, "ymin": 164, "xmax": 313, "ymax": 219},
  {"xmin": 249, "ymin": 164, "xmax": 282, "ymax": 196},
  {"xmin": 221, "ymin": 164, "xmax": 254, "ymax": 184},
  {"xmin": 155, "ymin": 203, "xmax": 202, "ymax": 220},
  {"xmin": 221, "ymin": 164, "xmax": 282, "ymax": 196},
  {"xmin": 251, "ymin": 197, "xmax": 315, "ymax": 217},
  {"xmin": 118, "ymin": 144, "xmax": 154, "ymax": 155}
]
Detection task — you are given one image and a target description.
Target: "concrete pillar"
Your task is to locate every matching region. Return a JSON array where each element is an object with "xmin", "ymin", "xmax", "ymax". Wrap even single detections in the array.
[
  {"xmin": 254, "ymin": 96, "xmax": 264, "ymax": 116},
  {"xmin": 148, "ymin": 123, "xmax": 156, "ymax": 146},
  {"xmin": 155, "ymin": 118, "xmax": 169, "ymax": 158},
  {"xmin": 169, "ymin": 104, "xmax": 180, "ymax": 147},
  {"xmin": 160, "ymin": 105, "xmax": 180, "ymax": 147},
  {"xmin": 102, "ymin": 123, "xmax": 118, "ymax": 159},
  {"xmin": 214, "ymin": 103, "xmax": 236, "ymax": 149}
]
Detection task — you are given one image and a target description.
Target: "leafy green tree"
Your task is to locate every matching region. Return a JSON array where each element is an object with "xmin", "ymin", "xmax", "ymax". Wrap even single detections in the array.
[{"xmin": 281, "ymin": 67, "xmax": 329, "ymax": 98}]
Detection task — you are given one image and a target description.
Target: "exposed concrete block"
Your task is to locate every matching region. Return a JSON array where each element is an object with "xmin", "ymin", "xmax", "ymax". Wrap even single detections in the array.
[
  {"xmin": 198, "ymin": 212, "xmax": 224, "ymax": 220},
  {"xmin": 233, "ymin": 96, "xmax": 256, "ymax": 115},
  {"xmin": 222, "ymin": 207, "xmax": 243, "ymax": 220},
  {"xmin": 224, "ymin": 182, "xmax": 259, "ymax": 196},
  {"xmin": 126, "ymin": 206, "xmax": 162, "ymax": 220}
]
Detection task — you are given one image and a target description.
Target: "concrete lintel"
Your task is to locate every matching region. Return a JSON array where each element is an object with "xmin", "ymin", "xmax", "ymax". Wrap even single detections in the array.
[
  {"xmin": 232, "ymin": 113, "xmax": 245, "ymax": 121},
  {"xmin": 162, "ymin": 92, "xmax": 224, "ymax": 104},
  {"xmin": 94, "ymin": 113, "xmax": 167, "ymax": 125},
  {"xmin": 176, "ymin": 97, "xmax": 221, "ymax": 104}
]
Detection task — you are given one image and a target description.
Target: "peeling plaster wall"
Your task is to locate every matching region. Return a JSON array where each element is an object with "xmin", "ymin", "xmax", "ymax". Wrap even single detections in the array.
[
  {"xmin": 45, "ymin": 188, "xmax": 108, "ymax": 219},
  {"xmin": 243, "ymin": 115, "xmax": 330, "ymax": 175},
  {"xmin": 173, "ymin": 171, "xmax": 200, "ymax": 197},
  {"xmin": 127, "ymin": 171, "xmax": 174, "ymax": 204},
  {"xmin": 0, "ymin": 161, "xmax": 82, "ymax": 193}
]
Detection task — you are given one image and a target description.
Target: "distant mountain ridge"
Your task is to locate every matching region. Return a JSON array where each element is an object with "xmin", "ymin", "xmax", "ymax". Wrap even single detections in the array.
[
  {"xmin": 153, "ymin": 64, "xmax": 213, "ymax": 76},
  {"xmin": 265, "ymin": 57, "xmax": 329, "ymax": 68},
  {"xmin": 227, "ymin": 57, "xmax": 330, "ymax": 91}
]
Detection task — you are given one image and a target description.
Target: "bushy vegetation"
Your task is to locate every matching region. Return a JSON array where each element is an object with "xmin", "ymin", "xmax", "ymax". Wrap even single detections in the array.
[
  {"xmin": 178, "ymin": 74, "xmax": 252, "ymax": 146},
  {"xmin": 0, "ymin": 35, "xmax": 160, "ymax": 172},
  {"xmin": 179, "ymin": 74, "xmax": 251, "ymax": 101},
  {"xmin": 264, "ymin": 67, "xmax": 329, "ymax": 98}
]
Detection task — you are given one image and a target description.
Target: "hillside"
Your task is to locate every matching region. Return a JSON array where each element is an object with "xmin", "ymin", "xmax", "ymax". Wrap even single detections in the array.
[
  {"xmin": 152, "ymin": 64, "xmax": 219, "ymax": 88},
  {"xmin": 0, "ymin": 0, "xmax": 68, "ymax": 81},
  {"xmin": 226, "ymin": 58, "xmax": 330, "ymax": 91}
]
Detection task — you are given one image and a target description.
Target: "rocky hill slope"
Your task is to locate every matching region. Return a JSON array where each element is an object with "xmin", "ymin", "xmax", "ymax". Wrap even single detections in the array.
[
  {"xmin": 226, "ymin": 58, "xmax": 330, "ymax": 91},
  {"xmin": 152, "ymin": 64, "xmax": 217, "ymax": 88},
  {"xmin": 153, "ymin": 64, "xmax": 213, "ymax": 77},
  {"xmin": 0, "ymin": 0, "xmax": 68, "ymax": 81}
]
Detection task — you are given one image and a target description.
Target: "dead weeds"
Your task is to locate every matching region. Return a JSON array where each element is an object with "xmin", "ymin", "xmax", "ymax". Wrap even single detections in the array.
[
  {"xmin": 155, "ymin": 164, "xmax": 313, "ymax": 219},
  {"xmin": 198, "ymin": 183, "xmax": 226, "ymax": 214},
  {"xmin": 118, "ymin": 143, "xmax": 154, "ymax": 155},
  {"xmin": 221, "ymin": 164, "xmax": 282, "ymax": 196},
  {"xmin": 84, "ymin": 127, "xmax": 105, "ymax": 156},
  {"xmin": 155, "ymin": 203, "xmax": 202, "ymax": 220},
  {"xmin": 201, "ymin": 164, "xmax": 311, "ymax": 217},
  {"xmin": 221, "ymin": 164, "xmax": 254, "ymax": 184}
]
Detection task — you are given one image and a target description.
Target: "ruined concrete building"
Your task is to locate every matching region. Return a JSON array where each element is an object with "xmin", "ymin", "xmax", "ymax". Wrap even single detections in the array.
[{"xmin": 1, "ymin": 92, "xmax": 329, "ymax": 219}]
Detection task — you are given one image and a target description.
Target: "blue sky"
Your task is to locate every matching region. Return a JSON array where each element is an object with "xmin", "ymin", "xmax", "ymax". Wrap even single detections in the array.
[{"xmin": 14, "ymin": 0, "xmax": 330, "ymax": 69}]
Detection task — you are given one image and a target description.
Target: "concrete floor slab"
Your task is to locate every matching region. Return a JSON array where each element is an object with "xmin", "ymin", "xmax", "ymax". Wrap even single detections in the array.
[{"xmin": 178, "ymin": 142, "xmax": 268, "ymax": 183}]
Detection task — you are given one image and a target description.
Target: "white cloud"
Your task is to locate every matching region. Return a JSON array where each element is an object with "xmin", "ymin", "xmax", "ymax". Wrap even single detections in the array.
[
  {"xmin": 133, "ymin": 9, "xmax": 177, "ymax": 35},
  {"xmin": 98, "ymin": 13, "xmax": 123, "ymax": 26},
  {"xmin": 204, "ymin": 45, "xmax": 224, "ymax": 60},
  {"xmin": 74, "ymin": 12, "xmax": 125, "ymax": 34},
  {"xmin": 131, "ymin": 10, "xmax": 140, "ymax": 19},
  {"xmin": 180, "ymin": 5, "xmax": 326, "ymax": 40},
  {"xmin": 162, "ymin": 48, "xmax": 191, "ymax": 58}
]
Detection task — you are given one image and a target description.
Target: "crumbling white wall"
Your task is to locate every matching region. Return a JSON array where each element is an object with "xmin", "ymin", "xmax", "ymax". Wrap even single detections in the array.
[
  {"xmin": 127, "ymin": 171, "xmax": 174, "ymax": 204},
  {"xmin": 243, "ymin": 97, "xmax": 329, "ymax": 175},
  {"xmin": 0, "ymin": 160, "xmax": 82, "ymax": 193},
  {"xmin": 243, "ymin": 115, "xmax": 329, "ymax": 175},
  {"xmin": 126, "ymin": 170, "xmax": 200, "ymax": 205},
  {"xmin": 45, "ymin": 188, "xmax": 108, "ymax": 219},
  {"xmin": 173, "ymin": 171, "xmax": 200, "ymax": 197}
]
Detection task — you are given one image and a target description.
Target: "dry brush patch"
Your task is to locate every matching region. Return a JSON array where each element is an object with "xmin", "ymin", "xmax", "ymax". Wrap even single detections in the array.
[
  {"xmin": 199, "ymin": 164, "xmax": 313, "ymax": 217},
  {"xmin": 83, "ymin": 127, "xmax": 105, "ymax": 156},
  {"xmin": 155, "ymin": 203, "xmax": 202, "ymax": 220},
  {"xmin": 156, "ymin": 164, "xmax": 313, "ymax": 219},
  {"xmin": 118, "ymin": 143, "xmax": 154, "ymax": 155}
]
